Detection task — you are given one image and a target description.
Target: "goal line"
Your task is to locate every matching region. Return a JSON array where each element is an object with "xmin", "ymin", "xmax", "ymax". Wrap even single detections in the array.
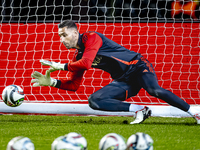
[{"xmin": 1, "ymin": 102, "xmax": 200, "ymax": 117}]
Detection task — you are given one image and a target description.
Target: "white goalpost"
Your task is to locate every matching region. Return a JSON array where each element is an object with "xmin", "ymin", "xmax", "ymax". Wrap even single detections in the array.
[{"xmin": 0, "ymin": 0, "xmax": 200, "ymax": 117}]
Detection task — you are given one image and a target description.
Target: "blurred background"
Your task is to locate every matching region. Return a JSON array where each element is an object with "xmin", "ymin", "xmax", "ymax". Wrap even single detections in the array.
[{"xmin": 1, "ymin": 0, "xmax": 200, "ymax": 22}]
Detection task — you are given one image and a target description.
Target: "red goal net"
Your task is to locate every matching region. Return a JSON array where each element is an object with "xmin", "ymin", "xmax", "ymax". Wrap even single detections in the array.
[{"xmin": 1, "ymin": 22, "xmax": 199, "ymax": 105}]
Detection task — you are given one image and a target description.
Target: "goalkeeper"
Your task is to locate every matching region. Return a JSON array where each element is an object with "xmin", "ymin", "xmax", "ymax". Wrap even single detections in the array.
[{"xmin": 31, "ymin": 20, "xmax": 200, "ymax": 124}]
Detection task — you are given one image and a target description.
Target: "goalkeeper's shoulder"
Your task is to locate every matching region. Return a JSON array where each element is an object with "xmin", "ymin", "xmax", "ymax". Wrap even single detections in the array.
[{"xmin": 82, "ymin": 31, "xmax": 103, "ymax": 44}]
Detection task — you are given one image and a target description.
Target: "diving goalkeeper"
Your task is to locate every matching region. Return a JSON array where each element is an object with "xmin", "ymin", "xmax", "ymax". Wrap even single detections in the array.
[{"xmin": 31, "ymin": 20, "xmax": 200, "ymax": 124}]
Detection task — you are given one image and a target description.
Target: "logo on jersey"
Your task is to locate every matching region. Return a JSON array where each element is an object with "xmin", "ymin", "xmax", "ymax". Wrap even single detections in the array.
[
  {"xmin": 82, "ymin": 34, "xmax": 88, "ymax": 43},
  {"xmin": 92, "ymin": 56, "xmax": 102, "ymax": 66},
  {"xmin": 143, "ymin": 69, "xmax": 149, "ymax": 72},
  {"xmin": 111, "ymin": 56, "xmax": 138, "ymax": 65},
  {"xmin": 140, "ymin": 57, "xmax": 154, "ymax": 73}
]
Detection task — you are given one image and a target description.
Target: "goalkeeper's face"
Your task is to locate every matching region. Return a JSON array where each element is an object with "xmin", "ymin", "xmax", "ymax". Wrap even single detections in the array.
[{"xmin": 58, "ymin": 27, "xmax": 79, "ymax": 49}]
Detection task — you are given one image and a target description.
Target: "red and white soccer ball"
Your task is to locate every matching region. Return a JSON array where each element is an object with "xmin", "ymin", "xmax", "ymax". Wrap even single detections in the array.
[
  {"xmin": 99, "ymin": 133, "xmax": 127, "ymax": 150},
  {"xmin": 2, "ymin": 85, "xmax": 24, "ymax": 107}
]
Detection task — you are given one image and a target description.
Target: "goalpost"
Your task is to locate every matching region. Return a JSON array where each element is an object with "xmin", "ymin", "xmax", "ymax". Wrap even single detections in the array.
[{"xmin": 0, "ymin": 0, "xmax": 200, "ymax": 116}]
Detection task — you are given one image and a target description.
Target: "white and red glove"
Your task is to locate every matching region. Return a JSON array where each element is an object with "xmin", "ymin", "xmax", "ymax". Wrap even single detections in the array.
[
  {"xmin": 40, "ymin": 59, "xmax": 66, "ymax": 72},
  {"xmin": 31, "ymin": 70, "xmax": 57, "ymax": 87}
]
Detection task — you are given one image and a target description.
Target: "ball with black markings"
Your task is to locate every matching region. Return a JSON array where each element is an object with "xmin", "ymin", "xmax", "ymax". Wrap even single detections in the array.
[
  {"xmin": 2, "ymin": 85, "xmax": 24, "ymax": 107},
  {"xmin": 126, "ymin": 132, "xmax": 153, "ymax": 150}
]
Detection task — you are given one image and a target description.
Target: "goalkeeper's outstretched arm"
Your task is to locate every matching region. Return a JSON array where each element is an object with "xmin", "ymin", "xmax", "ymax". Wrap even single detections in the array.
[
  {"xmin": 56, "ymin": 70, "xmax": 85, "ymax": 91},
  {"xmin": 31, "ymin": 69, "xmax": 84, "ymax": 91}
]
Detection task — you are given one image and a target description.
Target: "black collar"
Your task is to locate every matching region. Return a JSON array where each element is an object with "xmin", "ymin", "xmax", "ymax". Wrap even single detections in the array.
[{"xmin": 77, "ymin": 33, "xmax": 82, "ymax": 49}]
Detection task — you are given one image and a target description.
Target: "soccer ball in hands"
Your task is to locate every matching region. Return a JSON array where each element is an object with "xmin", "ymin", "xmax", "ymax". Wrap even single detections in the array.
[
  {"xmin": 6, "ymin": 136, "xmax": 35, "ymax": 150},
  {"xmin": 99, "ymin": 133, "xmax": 127, "ymax": 150},
  {"xmin": 2, "ymin": 85, "xmax": 24, "ymax": 107},
  {"xmin": 126, "ymin": 132, "xmax": 153, "ymax": 150},
  {"xmin": 51, "ymin": 132, "xmax": 87, "ymax": 150}
]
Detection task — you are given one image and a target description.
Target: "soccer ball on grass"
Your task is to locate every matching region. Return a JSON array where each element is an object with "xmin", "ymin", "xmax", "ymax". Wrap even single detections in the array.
[
  {"xmin": 51, "ymin": 132, "xmax": 87, "ymax": 150},
  {"xmin": 99, "ymin": 133, "xmax": 127, "ymax": 150},
  {"xmin": 6, "ymin": 136, "xmax": 35, "ymax": 150},
  {"xmin": 126, "ymin": 132, "xmax": 153, "ymax": 150},
  {"xmin": 2, "ymin": 85, "xmax": 24, "ymax": 107}
]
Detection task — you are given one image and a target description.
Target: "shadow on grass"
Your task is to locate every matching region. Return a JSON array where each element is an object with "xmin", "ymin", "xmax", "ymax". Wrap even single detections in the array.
[
  {"xmin": 143, "ymin": 117, "xmax": 197, "ymax": 126},
  {"xmin": 0, "ymin": 115, "xmax": 197, "ymax": 126}
]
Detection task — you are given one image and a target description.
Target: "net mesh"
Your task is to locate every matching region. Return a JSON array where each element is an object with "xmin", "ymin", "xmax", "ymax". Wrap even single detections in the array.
[{"xmin": 0, "ymin": 0, "xmax": 200, "ymax": 105}]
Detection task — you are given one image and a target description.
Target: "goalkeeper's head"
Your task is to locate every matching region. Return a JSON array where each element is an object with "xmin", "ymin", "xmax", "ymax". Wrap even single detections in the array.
[{"xmin": 58, "ymin": 20, "xmax": 79, "ymax": 49}]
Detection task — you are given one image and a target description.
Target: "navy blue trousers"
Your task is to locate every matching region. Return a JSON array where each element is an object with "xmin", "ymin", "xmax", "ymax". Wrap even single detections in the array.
[{"xmin": 88, "ymin": 72, "xmax": 190, "ymax": 112}]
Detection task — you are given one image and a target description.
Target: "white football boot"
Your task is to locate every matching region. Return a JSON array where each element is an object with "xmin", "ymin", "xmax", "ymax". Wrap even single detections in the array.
[
  {"xmin": 194, "ymin": 113, "xmax": 200, "ymax": 124},
  {"xmin": 130, "ymin": 106, "xmax": 151, "ymax": 124}
]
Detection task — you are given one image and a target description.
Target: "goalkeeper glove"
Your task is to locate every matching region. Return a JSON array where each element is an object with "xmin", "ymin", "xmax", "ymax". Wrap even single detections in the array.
[
  {"xmin": 40, "ymin": 59, "xmax": 66, "ymax": 72},
  {"xmin": 31, "ymin": 70, "xmax": 57, "ymax": 87}
]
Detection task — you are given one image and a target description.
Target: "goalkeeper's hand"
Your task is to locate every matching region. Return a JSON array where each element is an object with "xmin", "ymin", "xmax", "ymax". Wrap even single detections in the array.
[
  {"xmin": 40, "ymin": 59, "xmax": 65, "ymax": 72},
  {"xmin": 31, "ymin": 70, "xmax": 57, "ymax": 87}
]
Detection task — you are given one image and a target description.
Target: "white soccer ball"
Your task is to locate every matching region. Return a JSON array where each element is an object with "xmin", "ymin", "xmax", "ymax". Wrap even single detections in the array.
[
  {"xmin": 52, "ymin": 132, "xmax": 87, "ymax": 150},
  {"xmin": 99, "ymin": 133, "xmax": 127, "ymax": 150},
  {"xmin": 6, "ymin": 136, "xmax": 35, "ymax": 150},
  {"xmin": 64, "ymin": 132, "xmax": 87, "ymax": 149},
  {"xmin": 126, "ymin": 132, "xmax": 153, "ymax": 150},
  {"xmin": 2, "ymin": 85, "xmax": 24, "ymax": 107}
]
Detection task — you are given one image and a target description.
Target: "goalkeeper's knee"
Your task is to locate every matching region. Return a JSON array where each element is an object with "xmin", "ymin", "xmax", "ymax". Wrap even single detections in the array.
[{"xmin": 88, "ymin": 95, "xmax": 100, "ymax": 110}]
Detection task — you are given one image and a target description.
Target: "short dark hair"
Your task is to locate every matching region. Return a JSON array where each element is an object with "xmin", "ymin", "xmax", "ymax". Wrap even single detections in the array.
[{"xmin": 58, "ymin": 20, "xmax": 77, "ymax": 30}]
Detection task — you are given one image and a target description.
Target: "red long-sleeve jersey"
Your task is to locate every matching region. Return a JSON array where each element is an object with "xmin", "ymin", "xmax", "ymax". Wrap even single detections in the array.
[
  {"xmin": 57, "ymin": 32, "xmax": 103, "ymax": 91},
  {"xmin": 56, "ymin": 31, "xmax": 142, "ymax": 91}
]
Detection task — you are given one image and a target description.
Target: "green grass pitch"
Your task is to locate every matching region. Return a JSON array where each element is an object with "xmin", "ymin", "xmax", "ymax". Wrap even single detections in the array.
[{"xmin": 0, "ymin": 114, "xmax": 200, "ymax": 150}]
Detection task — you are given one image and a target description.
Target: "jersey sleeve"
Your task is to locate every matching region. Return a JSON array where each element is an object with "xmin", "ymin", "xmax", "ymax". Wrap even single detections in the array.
[
  {"xmin": 67, "ymin": 32, "xmax": 103, "ymax": 72},
  {"xmin": 56, "ymin": 70, "xmax": 85, "ymax": 91},
  {"xmin": 55, "ymin": 32, "xmax": 102, "ymax": 91},
  {"xmin": 54, "ymin": 50, "xmax": 84, "ymax": 91}
]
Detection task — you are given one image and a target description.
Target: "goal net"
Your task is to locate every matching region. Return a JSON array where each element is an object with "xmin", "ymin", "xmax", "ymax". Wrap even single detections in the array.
[{"xmin": 0, "ymin": 0, "xmax": 200, "ymax": 115}]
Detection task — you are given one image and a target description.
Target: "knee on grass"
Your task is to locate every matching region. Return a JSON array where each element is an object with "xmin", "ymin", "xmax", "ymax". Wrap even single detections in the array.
[{"xmin": 88, "ymin": 95, "xmax": 101, "ymax": 110}]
